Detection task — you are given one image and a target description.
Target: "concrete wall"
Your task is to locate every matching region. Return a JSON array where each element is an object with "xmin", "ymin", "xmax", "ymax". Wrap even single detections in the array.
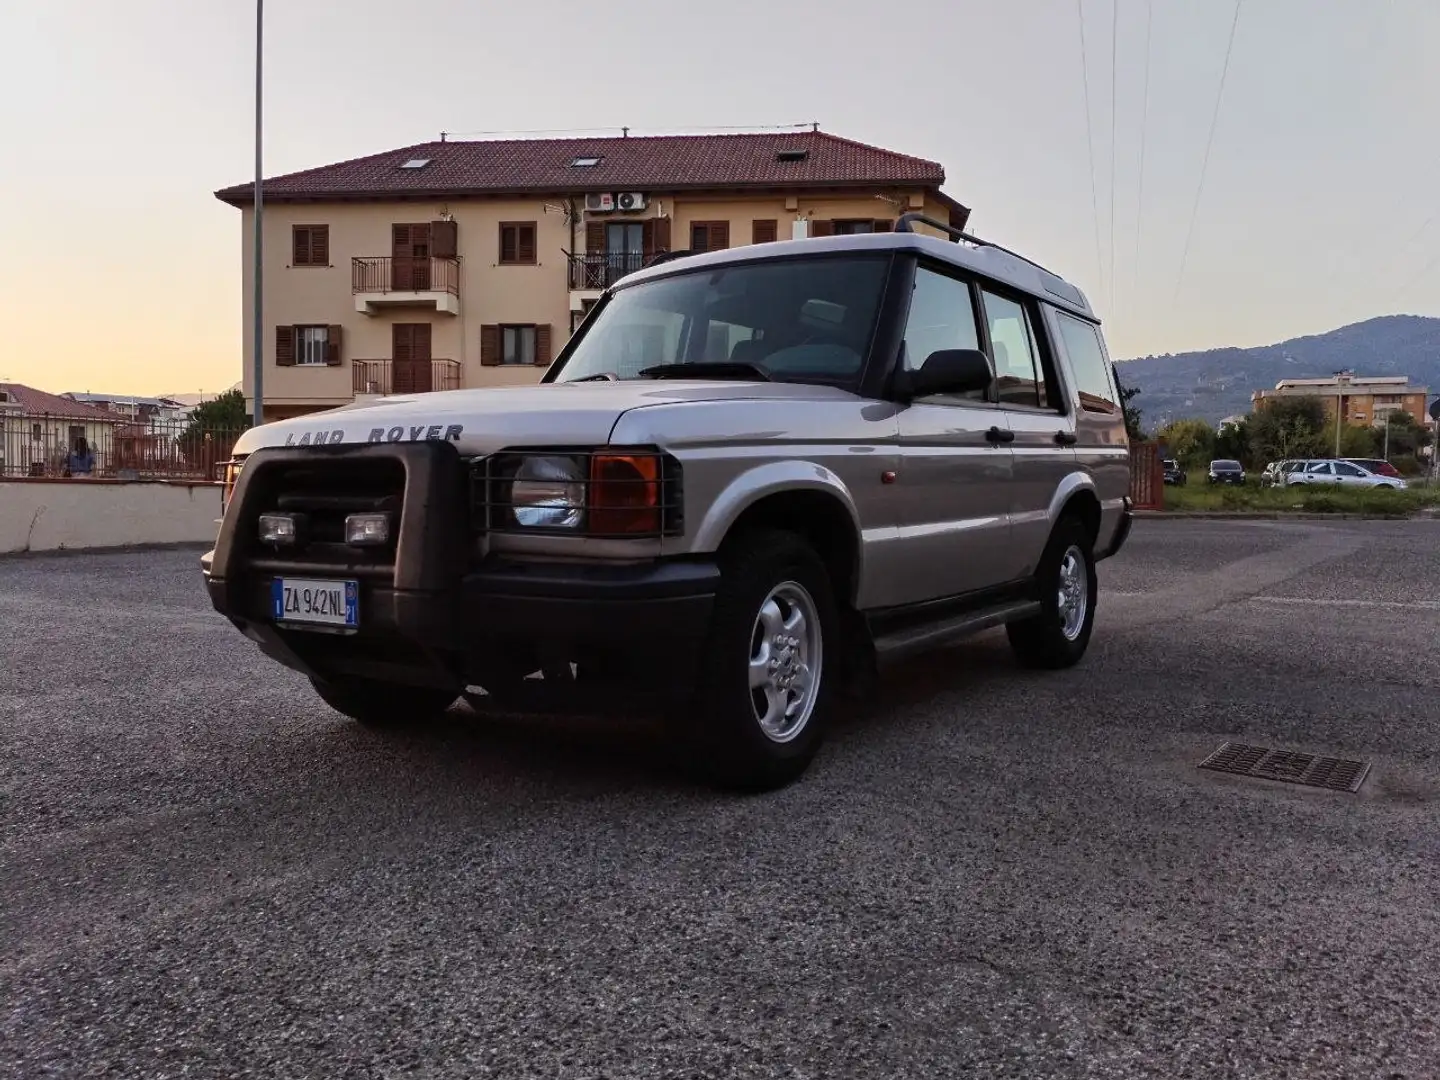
[{"xmin": 0, "ymin": 480, "xmax": 220, "ymax": 555}]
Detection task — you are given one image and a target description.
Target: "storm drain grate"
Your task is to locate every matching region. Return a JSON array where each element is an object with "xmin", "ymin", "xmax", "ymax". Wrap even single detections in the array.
[{"xmin": 1198, "ymin": 742, "xmax": 1371, "ymax": 793}]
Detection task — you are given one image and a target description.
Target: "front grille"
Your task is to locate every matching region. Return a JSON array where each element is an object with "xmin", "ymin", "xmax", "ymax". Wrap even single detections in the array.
[
  {"xmin": 249, "ymin": 458, "xmax": 407, "ymax": 573},
  {"xmin": 470, "ymin": 449, "xmax": 683, "ymax": 539}
]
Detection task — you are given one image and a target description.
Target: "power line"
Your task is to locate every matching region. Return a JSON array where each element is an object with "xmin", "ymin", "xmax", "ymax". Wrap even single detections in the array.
[
  {"xmin": 1172, "ymin": 0, "xmax": 1245, "ymax": 304},
  {"xmin": 1391, "ymin": 247, "xmax": 1440, "ymax": 308},
  {"xmin": 1076, "ymin": 0, "xmax": 1106, "ymax": 309},
  {"xmin": 1108, "ymin": 0, "xmax": 1119, "ymax": 316},
  {"xmin": 1132, "ymin": 0, "xmax": 1153, "ymax": 310}
]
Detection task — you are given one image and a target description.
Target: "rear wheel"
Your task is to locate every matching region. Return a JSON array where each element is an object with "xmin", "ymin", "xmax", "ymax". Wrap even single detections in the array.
[
  {"xmin": 1006, "ymin": 516, "xmax": 1097, "ymax": 670},
  {"xmin": 683, "ymin": 529, "xmax": 838, "ymax": 791},
  {"xmin": 310, "ymin": 676, "xmax": 458, "ymax": 729}
]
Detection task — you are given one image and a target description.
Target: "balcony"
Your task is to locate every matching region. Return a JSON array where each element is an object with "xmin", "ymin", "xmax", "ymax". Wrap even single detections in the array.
[
  {"xmin": 566, "ymin": 250, "xmax": 648, "ymax": 291},
  {"xmin": 352, "ymin": 359, "xmax": 462, "ymax": 397},
  {"xmin": 352, "ymin": 257, "xmax": 461, "ymax": 316}
]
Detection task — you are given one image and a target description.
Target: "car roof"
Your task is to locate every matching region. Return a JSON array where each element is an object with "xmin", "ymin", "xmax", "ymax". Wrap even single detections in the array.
[{"xmin": 617, "ymin": 230, "xmax": 1099, "ymax": 322}]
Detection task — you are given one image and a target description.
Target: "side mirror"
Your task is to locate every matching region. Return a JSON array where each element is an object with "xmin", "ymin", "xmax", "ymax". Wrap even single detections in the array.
[{"xmin": 896, "ymin": 348, "xmax": 993, "ymax": 402}]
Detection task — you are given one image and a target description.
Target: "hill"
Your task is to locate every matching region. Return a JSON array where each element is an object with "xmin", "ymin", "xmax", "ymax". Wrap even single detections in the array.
[{"xmin": 1116, "ymin": 315, "xmax": 1440, "ymax": 427}]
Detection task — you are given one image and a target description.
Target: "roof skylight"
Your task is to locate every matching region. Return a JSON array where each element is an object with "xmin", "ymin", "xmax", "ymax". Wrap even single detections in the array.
[
  {"xmin": 400, "ymin": 157, "xmax": 432, "ymax": 169},
  {"xmin": 570, "ymin": 156, "xmax": 602, "ymax": 167}
]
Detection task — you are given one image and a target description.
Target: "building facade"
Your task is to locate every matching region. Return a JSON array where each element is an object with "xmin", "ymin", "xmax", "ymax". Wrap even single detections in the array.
[
  {"xmin": 0, "ymin": 383, "xmax": 125, "ymax": 477},
  {"xmin": 1251, "ymin": 373, "xmax": 1430, "ymax": 427},
  {"xmin": 216, "ymin": 130, "xmax": 970, "ymax": 422}
]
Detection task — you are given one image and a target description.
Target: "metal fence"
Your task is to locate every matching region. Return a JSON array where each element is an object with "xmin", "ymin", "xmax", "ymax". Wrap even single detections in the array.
[
  {"xmin": 0, "ymin": 415, "xmax": 245, "ymax": 481},
  {"xmin": 1129, "ymin": 441, "xmax": 1165, "ymax": 510}
]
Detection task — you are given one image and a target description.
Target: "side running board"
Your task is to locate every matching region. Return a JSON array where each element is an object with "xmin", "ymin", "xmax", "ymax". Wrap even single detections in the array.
[{"xmin": 869, "ymin": 599, "xmax": 1042, "ymax": 667}]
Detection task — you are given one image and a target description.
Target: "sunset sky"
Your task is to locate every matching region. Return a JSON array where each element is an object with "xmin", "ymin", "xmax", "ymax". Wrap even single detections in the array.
[{"xmin": 2, "ymin": 0, "xmax": 1438, "ymax": 396}]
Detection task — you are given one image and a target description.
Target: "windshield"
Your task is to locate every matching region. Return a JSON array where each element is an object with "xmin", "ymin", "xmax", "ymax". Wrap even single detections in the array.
[
  {"xmin": 1212, "ymin": 460, "xmax": 1241, "ymax": 470},
  {"xmin": 553, "ymin": 254, "xmax": 889, "ymax": 387}
]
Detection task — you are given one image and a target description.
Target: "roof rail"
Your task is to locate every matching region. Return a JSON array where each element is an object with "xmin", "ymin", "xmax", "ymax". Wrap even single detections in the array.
[
  {"xmin": 893, "ymin": 213, "xmax": 1064, "ymax": 280},
  {"xmin": 642, "ymin": 249, "xmax": 695, "ymax": 269}
]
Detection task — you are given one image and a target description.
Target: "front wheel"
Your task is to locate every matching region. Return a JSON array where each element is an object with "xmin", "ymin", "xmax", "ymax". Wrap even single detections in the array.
[
  {"xmin": 310, "ymin": 676, "xmax": 458, "ymax": 729},
  {"xmin": 683, "ymin": 529, "xmax": 838, "ymax": 791},
  {"xmin": 1007, "ymin": 517, "xmax": 1097, "ymax": 670}
]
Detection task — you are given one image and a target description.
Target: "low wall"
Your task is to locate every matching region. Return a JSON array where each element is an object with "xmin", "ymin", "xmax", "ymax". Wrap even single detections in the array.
[{"xmin": 0, "ymin": 479, "xmax": 221, "ymax": 555}]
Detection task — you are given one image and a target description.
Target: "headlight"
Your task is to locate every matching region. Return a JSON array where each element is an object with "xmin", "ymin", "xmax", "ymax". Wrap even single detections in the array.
[{"xmin": 510, "ymin": 455, "xmax": 585, "ymax": 529}]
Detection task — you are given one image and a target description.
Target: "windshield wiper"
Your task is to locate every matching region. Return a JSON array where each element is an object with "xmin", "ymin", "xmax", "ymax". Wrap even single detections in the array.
[
  {"xmin": 571, "ymin": 372, "xmax": 618, "ymax": 382},
  {"xmin": 636, "ymin": 362, "xmax": 771, "ymax": 381}
]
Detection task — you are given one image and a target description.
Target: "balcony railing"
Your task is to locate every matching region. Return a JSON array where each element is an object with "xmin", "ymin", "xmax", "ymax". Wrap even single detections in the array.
[
  {"xmin": 352, "ymin": 359, "xmax": 462, "ymax": 397},
  {"xmin": 566, "ymin": 250, "xmax": 649, "ymax": 290},
  {"xmin": 352, "ymin": 256, "xmax": 461, "ymax": 296}
]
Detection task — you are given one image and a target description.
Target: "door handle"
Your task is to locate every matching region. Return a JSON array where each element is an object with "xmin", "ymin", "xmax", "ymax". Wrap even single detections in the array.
[
  {"xmin": 1054, "ymin": 430, "xmax": 1078, "ymax": 446},
  {"xmin": 985, "ymin": 426, "xmax": 1015, "ymax": 444}
]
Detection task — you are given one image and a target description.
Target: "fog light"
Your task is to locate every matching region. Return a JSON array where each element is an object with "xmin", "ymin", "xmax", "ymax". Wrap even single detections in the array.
[
  {"xmin": 258, "ymin": 513, "xmax": 299, "ymax": 546},
  {"xmin": 345, "ymin": 512, "xmax": 392, "ymax": 546}
]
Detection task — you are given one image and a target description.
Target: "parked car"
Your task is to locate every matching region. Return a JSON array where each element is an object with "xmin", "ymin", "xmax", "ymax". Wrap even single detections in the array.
[
  {"xmin": 1284, "ymin": 459, "xmax": 1407, "ymax": 489},
  {"xmin": 1342, "ymin": 457, "xmax": 1403, "ymax": 479},
  {"xmin": 1261, "ymin": 459, "xmax": 1306, "ymax": 486},
  {"xmin": 1163, "ymin": 459, "xmax": 1187, "ymax": 485},
  {"xmin": 1207, "ymin": 459, "xmax": 1246, "ymax": 485},
  {"xmin": 201, "ymin": 215, "xmax": 1134, "ymax": 790}
]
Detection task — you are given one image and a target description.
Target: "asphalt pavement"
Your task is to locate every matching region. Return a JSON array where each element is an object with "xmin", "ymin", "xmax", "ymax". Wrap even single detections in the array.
[{"xmin": 3, "ymin": 520, "xmax": 1439, "ymax": 1079}]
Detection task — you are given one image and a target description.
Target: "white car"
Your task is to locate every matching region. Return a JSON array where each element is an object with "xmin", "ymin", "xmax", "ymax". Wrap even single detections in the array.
[{"xmin": 1285, "ymin": 459, "xmax": 1407, "ymax": 490}]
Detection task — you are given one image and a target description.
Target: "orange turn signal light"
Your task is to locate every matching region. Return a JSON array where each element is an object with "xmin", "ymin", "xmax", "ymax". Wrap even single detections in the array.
[{"xmin": 589, "ymin": 453, "xmax": 661, "ymax": 535}]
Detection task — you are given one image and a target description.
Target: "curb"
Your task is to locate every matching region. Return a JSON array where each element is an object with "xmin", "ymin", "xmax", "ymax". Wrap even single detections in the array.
[
  {"xmin": 1134, "ymin": 511, "xmax": 1433, "ymax": 521},
  {"xmin": 0, "ymin": 541, "xmax": 211, "ymax": 561}
]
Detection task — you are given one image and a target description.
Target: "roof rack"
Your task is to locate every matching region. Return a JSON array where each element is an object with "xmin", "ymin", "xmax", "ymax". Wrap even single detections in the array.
[{"xmin": 893, "ymin": 213, "xmax": 1064, "ymax": 280}]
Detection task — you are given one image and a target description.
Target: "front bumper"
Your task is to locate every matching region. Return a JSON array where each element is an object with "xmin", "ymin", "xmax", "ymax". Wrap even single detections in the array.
[{"xmin": 202, "ymin": 441, "xmax": 718, "ymax": 691}]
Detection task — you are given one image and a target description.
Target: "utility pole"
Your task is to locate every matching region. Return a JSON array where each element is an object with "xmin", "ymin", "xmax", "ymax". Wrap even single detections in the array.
[
  {"xmin": 1333, "ymin": 393, "xmax": 1342, "ymax": 457},
  {"xmin": 1382, "ymin": 413, "xmax": 1390, "ymax": 463},
  {"xmin": 251, "ymin": 0, "xmax": 264, "ymax": 428}
]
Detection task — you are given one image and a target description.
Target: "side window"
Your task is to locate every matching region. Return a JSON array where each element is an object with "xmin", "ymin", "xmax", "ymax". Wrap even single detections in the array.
[
  {"xmin": 1307, "ymin": 462, "xmax": 1331, "ymax": 475},
  {"xmin": 981, "ymin": 290, "xmax": 1046, "ymax": 409},
  {"xmin": 902, "ymin": 267, "xmax": 985, "ymax": 400},
  {"xmin": 1054, "ymin": 312, "xmax": 1118, "ymax": 412},
  {"xmin": 1334, "ymin": 462, "xmax": 1364, "ymax": 477}
]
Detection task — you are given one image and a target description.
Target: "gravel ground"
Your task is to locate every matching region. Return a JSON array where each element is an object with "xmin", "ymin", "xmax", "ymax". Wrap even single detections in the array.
[{"xmin": 2, "ymin": 520, "xmax": 1438, "ymax": 1079}]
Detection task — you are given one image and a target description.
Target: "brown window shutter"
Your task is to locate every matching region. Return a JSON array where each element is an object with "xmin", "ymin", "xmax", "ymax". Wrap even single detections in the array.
[
  {"xmin": 292, "ymin": 227, "xmax": 310, "ymax": 266},
  {"xmin": 534, "ymin": 324, "xmax": 552, "ymax": 366},
  {"xmin": 499, "ymin": 224, "xmax": 517, "ymax": 264},
  {"xmin": 585, "ymin": 221, "xmax": 606, "ymax": 254},
  {"xmin": 480, "ymin": 325, "xmax": 501, "ymax": 366},
  {"xmin": 752, "ymin": 219, "xmax": 778, "ymax": 244},
  {"xmin": 312, "ymin": 226, "xmax": 329, "ymax": 264},
  {"xmin": 872, "ymin": 219, "xmax": 893, "ymax": 232},
  {"xmin": 326, "ymin": 325, "xmax": 343, "ymax": 366},
  {"xmin": 810, "ymin": 219, "xmax": 835, "ymax": 238},
  {"xmin": 275, "ymin": 326, "xmax": 295, "ymax": 367},
  {"xmin": 517, "ymin": 224, "xmax": 536, "ymax": 265},
  {"xmin": 430, "ymin": 220, "xmax": 457, "ymax": 259},
  {"xmin": 710, "ymin": 222, "xmax": 730, "ymax": 250},
  {"xmin": 652, "ymin": 216, "xmax": 671, "ymax": 252}
]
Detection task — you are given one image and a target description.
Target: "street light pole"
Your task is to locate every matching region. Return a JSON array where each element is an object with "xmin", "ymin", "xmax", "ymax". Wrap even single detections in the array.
[{"xmin": 251, "ymin": 0, "xmax": 264, "ymax": 428}]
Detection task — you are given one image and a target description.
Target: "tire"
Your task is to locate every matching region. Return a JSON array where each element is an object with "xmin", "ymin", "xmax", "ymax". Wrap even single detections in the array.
[
  {"xmin": 310, "ymin": 676, "xmax": 458, "ymax": 729},
  {"xmin": 1006, "ymin": 516, "xmax": 1097, "ymax": 670},
  {"xmin": 683, "ymin": 529, "xmax": 839, "ymax": 791}
]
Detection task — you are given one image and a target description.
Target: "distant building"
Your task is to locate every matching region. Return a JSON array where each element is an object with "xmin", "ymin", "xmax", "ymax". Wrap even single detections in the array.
[
  {"xmin": 1218, "ymin": 414, "xmax": 1246, "ymax": 431},
  {"xmin": 62, "ymin": 392, "xmax": 188, "ymax": 426},
  {"xmin": 0, "ymin": 383, "xmax": 127, "ymax": 477},
  {"xmin": 1251, "ymin": 372, "xmax": 1429, "ymax": 427}
]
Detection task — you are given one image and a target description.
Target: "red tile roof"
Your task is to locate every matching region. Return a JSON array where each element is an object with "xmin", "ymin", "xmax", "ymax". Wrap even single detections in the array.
[
  {"xmin": 215, "ymin": 130, "xmax": 957, "ymax": 206},
  {"xmin": 0, "ymin": 383, "xmax": 126, "ymax": 423}
]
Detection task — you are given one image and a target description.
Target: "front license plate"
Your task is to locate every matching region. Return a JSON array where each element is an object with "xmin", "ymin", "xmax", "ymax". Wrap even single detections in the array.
[{"xmin": 272, "ymin": 577, "xmax": 359, "ymax": 628}]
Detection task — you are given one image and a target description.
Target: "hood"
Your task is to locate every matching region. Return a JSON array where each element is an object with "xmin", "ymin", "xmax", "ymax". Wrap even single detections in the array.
[{"xmin": 232, "ymin": 379, "xmax": 856, "ymax": 457}]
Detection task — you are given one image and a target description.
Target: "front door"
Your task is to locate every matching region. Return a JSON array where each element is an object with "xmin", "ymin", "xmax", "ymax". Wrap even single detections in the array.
[
  {"xmin": 392, "ymin": 323, "xmax": 432, "ymax": 394},
  {"xmin": 392, "ymin": 224, "xmax": 431, "ymax": 291},
  {"xmin": 893, "ymin": 265, "xmax": 1014, "ymax": 606}
]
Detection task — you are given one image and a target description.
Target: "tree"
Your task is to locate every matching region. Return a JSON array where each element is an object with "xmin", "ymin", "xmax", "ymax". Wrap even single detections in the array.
[
  {"xmin": 1378, "ymin": 411, "xmax": 1433, "ymax": 459},
  {"xmin": 1248, "ymin": 396, "xmax": 1328, "ymax": 463},
  {"xmin": 183, "ymin": 389, "xmax": 249, "ymax": 438},
  {"xmin": 1156, "ymin": 418, "xmax": 1215, "ymax": 466},
  {"xmin": 1113, "ymin": 366, "xmax": 1145, "ymax": 440},
  {"xmin": 1214, "ymin": 418, "xmax": 1251, "ymax": 465}
]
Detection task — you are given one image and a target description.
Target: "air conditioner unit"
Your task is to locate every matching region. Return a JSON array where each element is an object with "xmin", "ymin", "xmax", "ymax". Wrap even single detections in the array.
[
  {"xmin": 615, "ymin": 192, "xmax": 648, "ymax": 212},
  {"xmin": 584, "ymin": 193, "xmax": 615, "ymax": 213}
]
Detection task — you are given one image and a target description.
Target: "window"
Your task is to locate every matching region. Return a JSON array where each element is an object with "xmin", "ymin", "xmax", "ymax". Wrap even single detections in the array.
[
  {"xmin": 752, "ymin": 219, "xmax": 778, "ymax": 245},
  {"xmin": 554, "ymin": 254, "xmax": 889, "ymax": 387},
  {"xmin": 400, "ymin": 158, "xmax": 431, "ymax": 169},
  {"xmin": 503, "ymin": 325, "xmax": 536, "ymax": 365},
  {"xmin": 981, "ymin": 290, "xmax": 1046, "ymax": 408},
  {"xmin": 296, "ymin": 326, "xmax": 330, "ymax": 366},
  {"xmin": 833, "ymin": 220, "xmax": 875, "ymax": 235},
  {"xmin": 901, "ymin": 267, "xmax": 984, "ymax": 400},
  {"xmin": 1306, "ymin": 461, "xmax": 1332, "ymax": 475},
  {"xmin": 690, "ymin": 221, "xmax": 730, "ymax": 253},
  {"xmin": 292, "ymin": 225, "xmax": 329, "ymax": 267},
  {"xmin": 1054, "ymin": 312, "xmax": 1117, "ymax": 412},
  {"xmin": 570, "ymin": 156, "xmax": 602, "ymax": 167},
  {"xmin": 1333, "ymin": 461, "xmax": 1364, "ymax": 477},
  {"xmin": 499, "ymin": 222, "xmax": 537, "ymax": 265}
]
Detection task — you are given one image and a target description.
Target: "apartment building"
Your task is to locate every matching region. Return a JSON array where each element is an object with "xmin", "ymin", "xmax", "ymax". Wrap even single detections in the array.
[
  {"xmin": 1251, "ymin": 372, "xmax": 1430, "ymax": 427},
  {"xmin": 215, "ymin": 129, "xmax": 970, "ymax": 422}
]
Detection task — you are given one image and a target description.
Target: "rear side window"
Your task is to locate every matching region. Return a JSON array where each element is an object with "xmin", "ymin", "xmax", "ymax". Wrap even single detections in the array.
[
  {"xmin": 981, "ymin": 290, "xmax": 1046, "ymax": 409},
  {"xmin": 901, "ymin": 267, "xmax": 985, "ymax": 401},
  {"xmin": 1055, "ymin": 312, "xmax": 1118, "ymax": 412}
]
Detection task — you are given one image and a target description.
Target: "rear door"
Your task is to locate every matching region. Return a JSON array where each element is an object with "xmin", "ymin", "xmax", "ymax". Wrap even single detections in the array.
[
  {"xmin": 894, "ymin": 264, "xmax": 1014, "ymax": 605},
  {"xmin": 978, "ymin": 286, "xmax": 1075, "ymax": 580}
]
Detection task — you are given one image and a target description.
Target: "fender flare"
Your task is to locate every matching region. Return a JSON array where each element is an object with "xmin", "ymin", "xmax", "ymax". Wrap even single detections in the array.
[{"xmin": 691, "ymin": 460, "xmax": 863, "ymax": 555}]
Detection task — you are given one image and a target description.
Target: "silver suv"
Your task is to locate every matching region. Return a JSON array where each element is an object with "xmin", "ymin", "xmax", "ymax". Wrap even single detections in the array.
[{"xmin": 202, "ymin": 215, "xmax": 1133, "ymax": 789}]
